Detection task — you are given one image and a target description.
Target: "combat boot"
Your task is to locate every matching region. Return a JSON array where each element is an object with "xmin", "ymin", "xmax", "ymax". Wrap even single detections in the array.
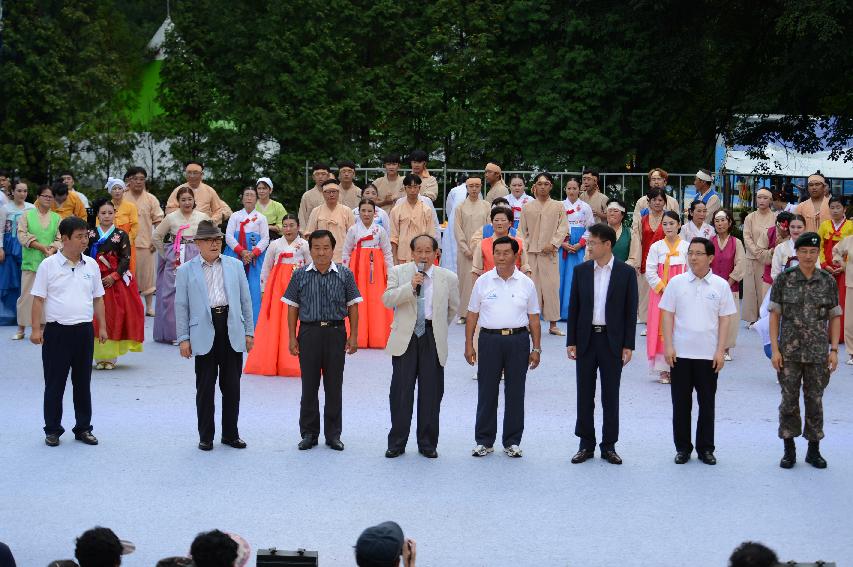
[
  {"xmin": 779, "ymin": 438, "xmax": 796, "ymax": 469},
  {"xmin": 805, "ymin": 441, "xmax": 827, "ymax": 469}
]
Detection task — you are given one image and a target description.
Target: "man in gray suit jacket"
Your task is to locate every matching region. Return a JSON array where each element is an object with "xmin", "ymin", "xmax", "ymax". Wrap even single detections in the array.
[
  {"xmin": 175, "ymin": 220, "xmax": 255, "ymax": 451},
  {"xmin": 382, "ymin": 234, "xmax": 459, "ymax": 458}
]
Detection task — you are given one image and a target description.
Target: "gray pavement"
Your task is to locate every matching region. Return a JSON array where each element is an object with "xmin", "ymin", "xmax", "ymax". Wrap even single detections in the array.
[{"xmin": 0, "ymin": 319, "xmax": 851, "ymax": 566}]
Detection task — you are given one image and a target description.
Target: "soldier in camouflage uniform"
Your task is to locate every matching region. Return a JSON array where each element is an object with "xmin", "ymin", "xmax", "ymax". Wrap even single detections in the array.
[{"xmin": 769, "ymin": 232, "xmax": 841, "ymax": 469}]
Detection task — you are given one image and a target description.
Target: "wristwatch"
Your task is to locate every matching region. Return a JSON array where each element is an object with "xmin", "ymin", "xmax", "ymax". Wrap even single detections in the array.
[
  {"xmin": 830, "ymin": 347, "xmax": 839, "ymax": 352},
  {"xmin": 532, "ymin": 347, "xmax": 542, "ymax": 354}
]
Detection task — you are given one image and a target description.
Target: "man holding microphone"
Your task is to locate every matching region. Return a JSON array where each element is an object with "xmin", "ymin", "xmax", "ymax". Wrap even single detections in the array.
[{"xmin": 382, "ymin": 234, "xmax": 459, "ymax": 458}]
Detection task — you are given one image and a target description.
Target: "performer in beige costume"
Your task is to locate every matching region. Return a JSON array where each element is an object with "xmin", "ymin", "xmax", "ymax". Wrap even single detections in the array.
[
  {"xmin": 409, "ymin": 149, "xmax": 438, "ymax": 201},
  {"xmin": 374, "ymin": 154, "xmax": 404, "ymax": 214},
  {"xmin": 741, "ymin": 188, "xmax": 776, "ymax": 323},
  {"xmin": 518, "ymin": 172, "xmax": 568, "ymax": 335},
  {"xmin": 123, "ymin": 166, "xmax": 163, "ymax": 316},
  {"xmin": 579, "ymin": 169, "xmax": 609, "ymax": 223},
  {"xmin": 164, "ymin": 161, "xmax": 231, "ymax": 224},
  {"xmin": 632, "ymin": 168, "xmax": 680, "ymax": 219},
  {"xmin": 484, "ymin": 163, "xmax": 509, "ymax": 204},
  {"xmin": 336, "ymin": 160, "xmax": 362, "ymax": 209},
  {"xmin": 305, "ymin": 179, "xmax": 356, "ymax": 263},
  {"xmin": 795, "ymin": 172, "xmax": 831, "ymax": 233},
  {"xmin": 297, "ymin": 163, "xmax": 331, "ymax": 227},
  {"xmin": 454, "ymin": 177, "xmax": 491, "ymax": 322},
  {"xmin": 390, "ymin": 174, "xmax": 440, "ymax": 264}
]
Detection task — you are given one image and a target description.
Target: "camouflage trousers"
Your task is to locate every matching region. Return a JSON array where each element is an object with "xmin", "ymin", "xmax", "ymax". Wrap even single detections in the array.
[{"xmin": 777, "ymin": 361, "xmax": 830, "ymax": 441}]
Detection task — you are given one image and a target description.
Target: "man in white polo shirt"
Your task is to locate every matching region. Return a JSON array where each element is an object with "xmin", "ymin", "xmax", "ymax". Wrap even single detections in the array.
[
  {"xmin": 660, "ymin": 236, "xmax": 737, "ymax": 466},
  {"xmin": 465, "ymin": 235, "xmax": 542, "ymax": 458},
  {"xmin": 30, "ymin": 216, "xmax": 108, "ymax": 447}
]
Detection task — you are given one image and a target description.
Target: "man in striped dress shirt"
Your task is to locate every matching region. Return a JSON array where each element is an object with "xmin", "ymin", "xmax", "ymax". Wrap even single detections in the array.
[{"xmin": 284, "ymin": 229, "xmax": 362, "ymax": 451}]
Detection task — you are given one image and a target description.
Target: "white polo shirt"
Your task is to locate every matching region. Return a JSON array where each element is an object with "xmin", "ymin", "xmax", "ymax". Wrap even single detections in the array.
[
  {"xmin": 658, "ymin": 269, "xmax": 737, "ymax": 360},
  {"xmin": 31, "ymin": 252, "xmax": 105, "ymax": 325},
  {"xmin": 467, "ymin": 267, "xmax": 540, "ymax": 329}
]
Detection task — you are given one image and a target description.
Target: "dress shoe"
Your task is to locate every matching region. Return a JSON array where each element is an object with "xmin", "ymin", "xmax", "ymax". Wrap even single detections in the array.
[
  {"xmin": 325, "ymin": 438, "xmax": 345, "ymax": 451},
  {"xmin": 298, "ymin": 435, "xmax": 318, "ymax": 450},
  {"xmin": 45, "ymin": 434, "xmax": 60, "ymax": 447},
  {"xmin": 221, "ymin": 437, "xmax": 247, "ymax": 449},
  {"xmin": 674, "ymin": 451, "xmax": 690, "ymax": 464},
  {"xmin": 74, "ymin": 431, "xmax": 98, "ymax": 445},
  {"xmin": 571, "ymin": 448, "xmax": 595, "ymax": 464},
  {"xmin": 419, "ymin": 448, "xmax": 438, "ymax": 458},
  {"xmin": 805, "ymin": 441, "xmax": 827, "ymax": 469},
  {"xmin": 385, "ymin": 448, "xmax": 405, "ymax": 458},
  {"xmin": 601, "ymin": 449, "xmax": 623, "ymax": 465},
  {"xmin": 198, "ymin": 441, "xmax": 213, "ymax": 451},
  {"xmin": 698, "ymin": 450, "xmax": 716, "ymax": 465},
  {"xmin": 780, "ymin": 438, "xmax": 796, "ymax": 469}
]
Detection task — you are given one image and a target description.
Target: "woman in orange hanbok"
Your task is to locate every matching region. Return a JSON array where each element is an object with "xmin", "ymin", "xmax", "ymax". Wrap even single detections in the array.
[
  {"xmin": 342, "ymin": 198, "xmax": 394, "ymax": 348},
  {"xmin": 817, "ymin": 196, "xmax": 853, "ymax": 333},
  {"xmin": 244, "ymin": 214, "xmax": 311, "ymax": 377}
]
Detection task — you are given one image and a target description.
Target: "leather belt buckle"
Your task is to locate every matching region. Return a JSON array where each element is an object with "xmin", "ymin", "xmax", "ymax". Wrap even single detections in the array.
[
  {"xmin": 593, "ymin": 325, "xmax": 605, "ymax": 333},
  {"xmin": 501, "ymin": 329, "xmax": 511, "ymax": 336},
  {"xmin": 211, "ymin": 306, "xmax": 228, "ymax": 314},
  {"xmin": 320, "ymin": 321, "xmax": 330, "ymax": 327}
]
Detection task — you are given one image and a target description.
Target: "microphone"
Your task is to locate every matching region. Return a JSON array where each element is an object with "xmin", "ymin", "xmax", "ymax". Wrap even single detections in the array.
[{"xmin": 415, "ymin": 261, "xmax": 426, "ymax": 295}]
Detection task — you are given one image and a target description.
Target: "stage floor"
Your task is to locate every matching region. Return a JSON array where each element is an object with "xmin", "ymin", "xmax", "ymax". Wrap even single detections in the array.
[{"xmin": 1, "ymin": 319, "xmax": 850, "ymax": 566}]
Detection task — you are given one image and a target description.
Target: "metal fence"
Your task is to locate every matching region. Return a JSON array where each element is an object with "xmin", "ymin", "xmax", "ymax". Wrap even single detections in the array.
[{"xmin": 305, "ymin": 162, "xmax": 709, "ymax": 221}]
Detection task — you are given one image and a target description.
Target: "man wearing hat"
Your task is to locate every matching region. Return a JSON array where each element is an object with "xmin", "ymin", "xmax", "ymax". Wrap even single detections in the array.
[
  {"xmin": 693, "ymin": 169, "xmax": 721, "ymax": 219},
  {"xmin": 355, "ymin": 521, "xmax": 416, "ymax": 567},
  {"xmin": 175, "ymin": 220, "xmax": 255, "ymax": 451},
  {"xmin": 74, "ymin": 526, "xmax": 135, "ymax": 567},
  {"xmin": 769, "ymin": 231, "xmax": 841, "ymax": 469}
]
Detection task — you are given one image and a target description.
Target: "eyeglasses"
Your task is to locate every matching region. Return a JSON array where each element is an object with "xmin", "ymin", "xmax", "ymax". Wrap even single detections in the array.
[{"xmin": 323, "ymin": 190, "xmax": 339, "ymax": 194}]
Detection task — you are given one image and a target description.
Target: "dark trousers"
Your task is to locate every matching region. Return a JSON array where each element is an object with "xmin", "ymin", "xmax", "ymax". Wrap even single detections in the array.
[
  {"xmin": 42, "ymin": 322, "xmax": 94, "ymax": 436},
  {"xmin": 475, "ymin": 331, "xmax": 529, "ymax": 447},
  {"xmin": 575, "ymin": 332, "xmax": 623, "ymax": 451},
  {"xmin": 670, "ymin": 357, "xmax": 718, "ymax": 453},
  {"xmin": 194, "ymin": 311, "xmax": 243, "ymax": 443},
  {"xmin": 388, "ymin": 325, "xmax": 444, "ymax": 451},
  {"xmin": 298, "ymin": 324, "xmax": 346, "ymax": 440}
]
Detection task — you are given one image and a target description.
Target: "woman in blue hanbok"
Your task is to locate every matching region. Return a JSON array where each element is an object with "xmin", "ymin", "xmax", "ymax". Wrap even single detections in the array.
[
  {"xmin": 224, "ymin": 186, "xmax": 270, "ymax": 324},
  {"xmin": 0, "ymin": 183, "xmax": 35, "ymax": 327},
  {"xmin": 558, "ymin": 178, "xmax": 594, "ymax": 320}
]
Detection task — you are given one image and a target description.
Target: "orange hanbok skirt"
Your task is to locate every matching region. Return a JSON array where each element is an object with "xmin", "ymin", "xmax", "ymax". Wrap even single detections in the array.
[
  {"xmin": 350, "ymin": 246, "xmax": 393, "ymax": 349},
  {"xmin": 244, "ymin": 263, "xmax": 300, "ymax": 377}
]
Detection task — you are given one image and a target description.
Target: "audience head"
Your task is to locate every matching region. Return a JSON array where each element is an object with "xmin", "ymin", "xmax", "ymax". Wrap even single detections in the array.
[
  {"xmin": 155, "ymin": 558, "xmax": 193, "ymax": 567},
  {"xmin": 48, "ymin": 561, "xmax": 80, "ymax": 567},
  {"xmin": 190, "ymin": 530, "xmax": 238, "ymax": 567},
  {"xmin": 355, "ymin": 521, "xmax": 406, "ymax": 567},
  {"xmin": 75, "ymin": 527, "xmax": 133, "ymax": 567},
  {"xmin": 728, "ymin": 541, "xmax": 779, "ymax": 567}
]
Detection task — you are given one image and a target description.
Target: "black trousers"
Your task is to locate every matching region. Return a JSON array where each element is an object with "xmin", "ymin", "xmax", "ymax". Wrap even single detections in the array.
[
  {"xmin": 475, "ymin": 331, "xmax": 529, "ymax": 447},
  {"xmin": 388, "ymin": 325, "xmax": 444, "ymax": 451},
  {"xmin": 298, "ymin": 324, "xmax": 346, "ymax": 440},
  {"xmin": 670, "ymin": 357, "xmax": 718, "ymax": 453},
  {"xmin": 42, "ymin": 322, "xmax": 94, "ymax": 436},
  {"xmin": 194, "ymin": 311, "xmax": 243, "ymax": 443},
  {"xmin": 575, "ymin": 332, "xmax": 623, "ymax": 451}
]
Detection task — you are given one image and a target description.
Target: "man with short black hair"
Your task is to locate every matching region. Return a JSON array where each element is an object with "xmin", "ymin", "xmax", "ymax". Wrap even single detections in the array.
[
  {"xmin": 31, "ymin": 216, "xmax": 108, "ymax": 447},
  {"xmin": 660, "ymin": 237, "xmax": 736, "ymax": 465},
  {"xmin": 51, "ymin": 181, "xmax": 87, "ymax": 220},
  {"xmin": 374, "ymin": 154, "xmax": 404, "ymax": 214},
  {"xmin": 728, "ymin": 541, "xmax": 778, "ymax": 567},
  {"xmin": 337, "ymin": 160, "xmax": 362, "ymax": 208},
  {"xmin": 74, "ymin": 527, "xmax": 133, "ymax": 567},
  {"xmin": 60, "ymin": 170, "xmax": 90, "ymax": 208},
  {"xmin": 284, "ymin": 229, "xmax": 361, "ymax": 451},
  {"xmin": 580, "ymin": 169, "xmax": 608, "ymax": 223},
  {"xmin": 298, "ymin": 162, "xmax": 331, "ymax": 226},
  {"xmin": 190, "ymin": 530, "xmax": 237, "ymax": 567},
  {"xmin": 409, "ymin": 149, "xmax": 437, "ymax": 201},
  {"xmin": 355, "ymin": 521, "xmax": 416, "ymax": 567},
  {"xmin": 567, "ymin": 223, "xmax": 638, "ymax": 464},
  {"xmin": 389, "ymin": 174, "xmax": 439, "ymax": 264}
]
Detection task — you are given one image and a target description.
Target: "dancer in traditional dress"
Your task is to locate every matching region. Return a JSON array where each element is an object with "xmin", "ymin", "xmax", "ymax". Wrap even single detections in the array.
[
  {"xmin": 710, "ymin": 209, "xmax": 746, "ymax": 361},
  {"xmin": 472, "ymin": 207, "xmax": 529, "ymax": 278},
  {"xmin": 454, "ymin": 177, "xmax": 491, "ymax": 324},
  {"xmin": 645, "ymin": 211, "xmax": 689, "ymax": 383},
  {"xmin": 741, "ymin": 188, "xmax": 776, "ymax": 323},
  {"xmin": 103, "ymin": 178, "xmax": 139, "ymax": 274},
  {"xmin": 831, "ymin": 232, "xmax": 853, "ymax": 365},
  {"xmin": 87, "ymin": 199, "xmax": 145, "ymax": 370},
  {"xmin": 15, "ymin": 185, "xmax": 61, "ymax": 340},
  {"xmin": 245, "ymin": 214, "xmax": 310, "ymax": 377},
  {"xmin": 374, "ymin": 154, "xmax": 404, "ymax": 214},
  {"xmin": 505, "ymin": 174, "xmax": 533, "ymax": 230},
  {"xmin": 254, "ymin": 177, "xmax": 287, "ymax": 240},
  {"xmin": 342, "ymin": 199, "xmax": 394, "ymax": 348},
  {"xmin": 559, "ymin": 179, "xmax": 594, "ymax": 320},
  {"xmin": 224, "ymin": 186, "xmax": 270, "ymax": 324},
  {"xmin": 152, "ymin": 187, "xmax": 209, "ymax": 344},
  {"xmin": 1, "ymin": 183, "xmax": 34, "ymax": 327},
  {"xmin": 353, "ymin": 184, "xmax": 390, "ymax": 231},
  {"xmin": 628, "ymin": 187, "xmax": 667, "ymax": 332},
  {"xmin": 771, "ymin": 215, "xmax": 806, "ymax": 280},
  {"xmin": 123, "ymin": 167, "xmax": 163, "ymax": 317},
  {"xmin": 164, "ymin": 161, "xmax": 231, "ymax": 224},
  {"xmin": 817, "ymin": 196, "xmax": 852, "ymax": 336},
  {"xmin": 305, "ymin": 179, "xmax": 355, "ymax": 263},
  {"xmin": 597, "ymin": 199, "xmax": 631, "ymax": 262},
  {"xmin": 758, "ymin": 211, "xmax": 793, "ymax": 291},
  {"xmin": 795, "ymin": 172, "xmax": 831, "ymax": 233},
  {"xmin": 440, "ymin": 176, "xmax": 468, "ymax": 272},
  {"xmin": 680, "ymin": 200, "xmax": 714, "ymax": 241}
]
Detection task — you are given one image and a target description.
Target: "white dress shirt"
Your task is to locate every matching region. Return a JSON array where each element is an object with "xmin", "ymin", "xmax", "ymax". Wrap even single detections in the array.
[
  {"xmin": 201, "ymin": 256, "xmax": 228, "ymax": 307},
  {"xmin": 658, "ymin": 269, "xmax": 738, "ymax": 360},
  {"xmin": 417, "ymin": 265, "xmax": 435, "ymax": 320},
  {"xmin": 592, "ymin": 255, "xmax": 614, "ymax": 325},
  {"xmin": 30, "ymin": 252, "xmax": 105, "ymax": 325},
  {"xmin": 467, "ymin": 267, "xmax": 540, "ymax": 329}
]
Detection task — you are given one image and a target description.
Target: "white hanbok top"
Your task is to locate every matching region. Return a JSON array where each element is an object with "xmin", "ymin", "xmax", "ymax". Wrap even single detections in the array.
[
  {"xmin": 645, "ymin": 238, "xmax": 691, "ymax": 291},
  {"xmin": 342, "ymin": 221, "xmax": 394, "ymax": 269},
  {"xmin": 352, "ymin": 205, "xmax": 390, "ymax": 232},
  {"xmin": 679, "ymin": 221, "xmax": 715, "ymax": 242},
  {"xmin": 260, "ymin": 236, "xmax": 310, "ymax": 287},
  {"xmin": 562, "ymin": 198, "xmax": 594, "ymax": 240},
  {"xmin": 225, "ymin": 208, "xmax": 270, "ymax": 255},
  {"xmin": 506, "ymin": 193, "xmax": 533, "ymax": 225},
  {"xmin": 771, "ymin": 239, "xmax": 798, "ymax": 280}
]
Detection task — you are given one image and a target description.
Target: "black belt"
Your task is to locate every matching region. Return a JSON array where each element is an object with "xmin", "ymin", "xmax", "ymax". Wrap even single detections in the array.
[
  {"xmin": 302, "ymin": 320, "xmax": 345, "ymax": 328},
  {"xmin": 592, "ymin": 325, "xmax": 607, "ymax": 333},
  {"xmin": 481, "ymin": 326, "xmax": 528, "ymax": 336},
  {"xmin": 211, "ymin": 305, "xmax": 229, "ymax": 315}
]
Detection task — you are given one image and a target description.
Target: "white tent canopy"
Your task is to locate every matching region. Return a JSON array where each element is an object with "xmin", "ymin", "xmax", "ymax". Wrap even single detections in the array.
[{"xmin": 722, "ymin": 144, "xmax": 853, "ymax": 178}]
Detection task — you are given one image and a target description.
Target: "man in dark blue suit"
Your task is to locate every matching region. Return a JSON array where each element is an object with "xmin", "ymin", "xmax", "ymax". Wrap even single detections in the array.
[{"xmin": 566, "ymin": 223, "xmax": 638, "ymax": 464}]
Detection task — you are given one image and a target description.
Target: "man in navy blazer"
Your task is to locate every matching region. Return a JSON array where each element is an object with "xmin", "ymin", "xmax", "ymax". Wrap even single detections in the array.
[
  {"xmin": 566, "ymin": 223, "xmax": 638, "ymax": 464},
  {"xmin": 175, "ymin": 220, "xmax": 255, "ymax": 451}
]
